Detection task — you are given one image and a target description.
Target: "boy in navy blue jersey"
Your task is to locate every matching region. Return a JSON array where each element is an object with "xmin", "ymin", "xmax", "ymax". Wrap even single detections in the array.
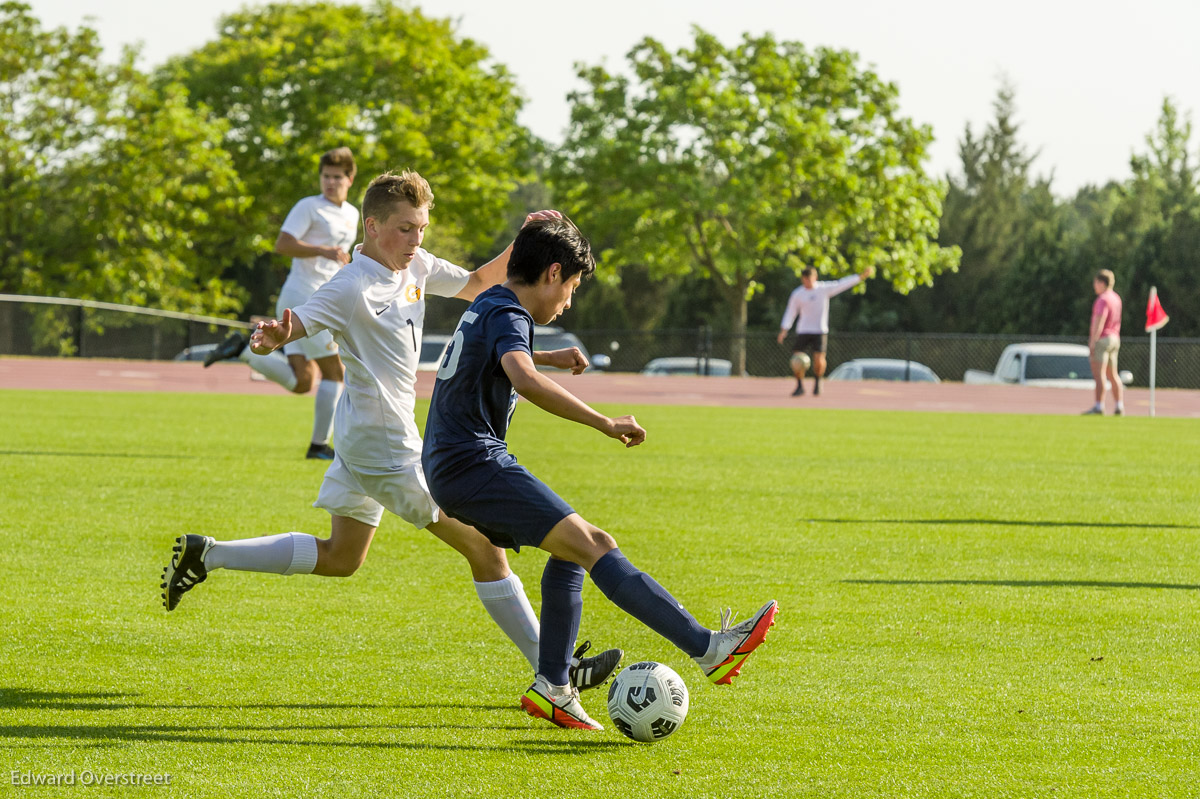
[{"xmin": 423, "ymin": 217, "xmax": 777, "ymax": 730}]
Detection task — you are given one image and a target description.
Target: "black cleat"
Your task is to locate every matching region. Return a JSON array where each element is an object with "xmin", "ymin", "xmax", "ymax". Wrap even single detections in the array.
[
  {"xmin": 203, "ymin": 331, "xmax": 248, "ymax": 367},
  {"xmin": 812, "ymin": 379, "xmax": 821, "ymax": 396},
  {"xmin": 569, "ymin": 641, "xmax": 623, "ymax": 691},
  {"xmin": 161, "ymin": 534, "xmax": 215, "ymax": 611},
  {"xmin": 306, "ymin": 443, "xmax": 336, "ymax": 460},
  {"xmin": 791, "ymin": 382, "xmax": 805, "ymax": 396}
]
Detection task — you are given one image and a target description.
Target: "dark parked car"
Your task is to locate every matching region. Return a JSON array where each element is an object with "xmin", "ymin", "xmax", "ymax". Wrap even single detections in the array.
[
  {"xmin": 641, "ymin": 357, "xmax": 733, "ymax": 377},
  {"xmin": 827, "ymin": 358, "xmax": 940, "ymax": 383}
]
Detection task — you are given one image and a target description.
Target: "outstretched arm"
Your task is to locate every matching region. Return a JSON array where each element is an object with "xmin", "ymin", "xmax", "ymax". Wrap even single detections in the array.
[
  {"xmin": 532, "ymin": 348, "xmax": 589, "ymax": 375},
  {"xmin": 456, "ymin": 210, "xmax": 564, "ymax": 301},
  {"xmin": 250, "ymin": 308, "xmax": 309, "ymax": 354},
  {"xmin": 500, "ymin": 350, "xmax": 645, "ymax": 447}
]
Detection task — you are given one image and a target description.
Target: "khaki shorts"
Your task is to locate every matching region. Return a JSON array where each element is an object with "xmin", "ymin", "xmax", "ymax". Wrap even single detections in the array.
[{"xmin": 1092, "ymin": 336, "xmax": 1119, "ymax": 368}]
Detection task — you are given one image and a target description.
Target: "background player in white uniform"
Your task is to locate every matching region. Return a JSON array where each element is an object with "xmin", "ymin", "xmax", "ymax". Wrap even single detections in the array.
[
  {"xmin": 206, "ymin": 147, "xmax": 360, "ymax": 460},
  {"xmin": 163, "ymin": 170, "xmax": 621, "ymax": 690},
  {"xmin": 776, "ymin": 265, "xmax": 874, "ymax": 396}
]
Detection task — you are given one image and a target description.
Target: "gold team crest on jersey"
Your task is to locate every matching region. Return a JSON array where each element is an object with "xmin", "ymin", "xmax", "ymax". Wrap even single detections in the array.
[{"xmin": 405, "ymin": 285, "xmax": 422, "ymax": 303}]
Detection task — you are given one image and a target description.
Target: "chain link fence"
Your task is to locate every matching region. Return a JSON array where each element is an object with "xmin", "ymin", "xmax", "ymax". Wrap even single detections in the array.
[
  {"xmin": 569, "ymin": 328, "xmax": 1200, "ymax": 389},
  {"xmin": 0, "ymin": 295, "xmax": 250, "ymax": 360},
  {"xmin": 2, "ymin": 296, "xmax": 1198, "ymax": 389}
]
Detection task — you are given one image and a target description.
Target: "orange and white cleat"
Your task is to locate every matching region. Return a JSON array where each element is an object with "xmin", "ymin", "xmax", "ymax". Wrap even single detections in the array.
[
  {"xmin": 520, "ymin": 674, "xmax": 604, "ymax": 730},
  {"xmin": 694, "ymin": 600, "xmax": 778, "ymax": 685}
]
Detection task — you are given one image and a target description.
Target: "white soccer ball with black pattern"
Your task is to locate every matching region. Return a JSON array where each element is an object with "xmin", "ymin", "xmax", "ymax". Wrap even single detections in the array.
[{"xmin": 606, "ymin": 661, "xmax": 689, "ymax": 742}]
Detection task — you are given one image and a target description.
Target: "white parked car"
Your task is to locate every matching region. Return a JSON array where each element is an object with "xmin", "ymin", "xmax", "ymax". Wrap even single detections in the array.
[
  {"xmin": 963, "ymin": 343, "xmax": 1132, "ymax": 388},
  {"xmin": 828, "ymin": 358, "xmax": 940, "ymax": 383}
]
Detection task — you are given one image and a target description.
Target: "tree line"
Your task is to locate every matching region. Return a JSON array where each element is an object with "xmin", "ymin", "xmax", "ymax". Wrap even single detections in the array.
[{"xmin": 2, "ymin": 1, "xmax": 1195, "ymax": 366}]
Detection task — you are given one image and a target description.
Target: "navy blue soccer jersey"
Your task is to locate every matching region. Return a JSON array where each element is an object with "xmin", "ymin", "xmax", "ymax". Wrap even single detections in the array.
[{"xmin": 423, "ymin": 285, "xmax": 533, "ymax": 492}]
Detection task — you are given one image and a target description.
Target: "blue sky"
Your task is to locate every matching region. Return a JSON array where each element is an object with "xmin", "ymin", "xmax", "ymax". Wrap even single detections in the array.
[{"xmin": 28, "ymin": 0, "xmax": 1200, "ymax": 194}]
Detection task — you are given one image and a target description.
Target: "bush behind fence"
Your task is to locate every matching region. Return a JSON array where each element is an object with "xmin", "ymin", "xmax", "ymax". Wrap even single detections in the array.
[{"xmin": 1, "ymin": 299, "xmax": 1197, "ymax": 389}]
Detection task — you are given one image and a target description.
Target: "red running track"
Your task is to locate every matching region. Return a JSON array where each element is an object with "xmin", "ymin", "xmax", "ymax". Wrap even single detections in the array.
[{"xmin": 2, "ymin": 356, "xmax": 1199, "ymax": 417}]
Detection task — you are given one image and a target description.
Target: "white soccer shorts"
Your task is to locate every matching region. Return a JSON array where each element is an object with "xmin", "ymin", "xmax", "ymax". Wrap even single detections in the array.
[{"xmin": 313, "ymin": 453, "xmax": 440, "ymax": 529}]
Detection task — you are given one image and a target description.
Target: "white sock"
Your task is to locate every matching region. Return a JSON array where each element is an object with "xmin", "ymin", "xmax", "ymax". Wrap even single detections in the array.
[
  {"xmin": 239, "ymin": 347, "xmax": 298, "ymax": 391},
  {"xmin": 1115, "ymin": 400, "xmax": 1125, "ymax": 411},
  {"xmin": 204, "ymin": 532, "xmax": 318, "ymax": 576},
  {"xmin": 312, "ymin": 380, "xmax": 343, "ymax": 445},
  {"xmin": 475, "ymin": 573, "xmax": 540, "ymax": 670},
  {"xmin": 1093, "ymin": 402, "xmax": 1103, "ymax": 412}
]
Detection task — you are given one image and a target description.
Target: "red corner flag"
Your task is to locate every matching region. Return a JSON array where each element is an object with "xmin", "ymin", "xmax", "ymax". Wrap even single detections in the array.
[{"xmin": 1146, "ymin": 286, "xmax": 1170, "ymax": 332}]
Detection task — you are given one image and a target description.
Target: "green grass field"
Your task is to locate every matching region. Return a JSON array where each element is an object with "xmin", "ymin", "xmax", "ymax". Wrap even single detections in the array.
[{"xmin": 1, "ymin": 388, "xmax": 1198, "ymax": 797}]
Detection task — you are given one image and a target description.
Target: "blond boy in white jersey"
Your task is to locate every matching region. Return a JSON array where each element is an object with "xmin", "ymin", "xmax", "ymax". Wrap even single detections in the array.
[
  {"xmin": 205, "ymin": 147, "xmax": 360, "ymax": 460},
  {"xmin": 165, "ymin": 170, "xmax": 622, "ymax": 691}
]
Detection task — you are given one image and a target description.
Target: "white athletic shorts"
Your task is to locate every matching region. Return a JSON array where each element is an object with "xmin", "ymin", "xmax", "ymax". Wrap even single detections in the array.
[
  {"xmin": 314, "ymin": 452, "xmax": 440, "ymax": 529},
  {"xmin": 277, "ymin": 281, "xmax": 339, "ymax": 361}
]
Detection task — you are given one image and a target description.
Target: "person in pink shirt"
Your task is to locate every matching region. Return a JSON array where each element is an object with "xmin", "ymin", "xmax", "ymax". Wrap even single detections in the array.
[{"xmin": 1084, "ymin": 269, "xmax": 1124, "ymax": 415}]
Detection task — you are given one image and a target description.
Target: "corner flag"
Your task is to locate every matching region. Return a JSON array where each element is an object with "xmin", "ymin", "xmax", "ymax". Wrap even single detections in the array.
[
  {"xmin": 1146, "ymin": 286, "xmax": 1169, "ymax": 417},
  {"xmin": 1146, "ymin": 286, "xmax": 1169, "ymax": 332}
]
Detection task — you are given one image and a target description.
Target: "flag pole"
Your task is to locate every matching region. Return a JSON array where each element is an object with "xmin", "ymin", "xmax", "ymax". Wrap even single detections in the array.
[{"xmin": 1149, "ymin": 325, "xmax": 1157, "ymax": 418}]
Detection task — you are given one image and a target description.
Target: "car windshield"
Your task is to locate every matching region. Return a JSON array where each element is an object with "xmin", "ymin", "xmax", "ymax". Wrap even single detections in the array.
[
  {"xmin": 860, "ymin": 364, "xmax": 933, "ymax": 382},
  {"xmin": 533, "ymin": 332, "xmax": 589, "ymax": 358},
  {"xmin": 1024, "ymin": 354, "xmax": 1091, "ymax": 380}
]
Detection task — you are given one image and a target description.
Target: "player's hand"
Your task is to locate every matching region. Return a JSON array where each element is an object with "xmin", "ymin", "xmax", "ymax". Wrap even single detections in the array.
[
  {"xmin": 542, "ymin": 347, "xmax": 589, "ymax": 374},
  {"xmin": 776, "ymin": 329, "xmax": 787, "ymax": 345},
  {"xmin": 322, "ymin": 246, "xmax": 350, "ymax": 265},
  {"xmin": 860, "ymin": 266, "xmax": 875, "ymax": 280},
  {"xmin": 250, "ymin": 308, "xmax": 294, "ymax": 354},
  {"xmin": 523, "ymin": 210, "xmax": 563, "ymax": 226},
  {"xmin": 605, "ymin": 415, "xmax": 646, "ymax": 448}
]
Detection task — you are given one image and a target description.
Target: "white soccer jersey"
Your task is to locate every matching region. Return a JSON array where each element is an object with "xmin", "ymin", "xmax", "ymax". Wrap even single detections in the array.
[
  {"xmin": 279, "ymin": 195, "xmax": 361, "ymax": 295},
  {"xmin": 292, "ymin": 248, "xmax": 470, "ymax": 468},
  {"xmin": 780, "ymin": 275, "xmax": 862, "ymax": 334}
]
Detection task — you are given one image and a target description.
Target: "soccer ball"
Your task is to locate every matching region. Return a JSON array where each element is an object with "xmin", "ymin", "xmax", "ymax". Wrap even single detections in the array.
[
  {"xmin": 606, "ymin": 661, "xmax": 689, "ymax": 742},
  {"xmin": 790, "ymin": 351, "xmax": 812, "ymax": 372}
]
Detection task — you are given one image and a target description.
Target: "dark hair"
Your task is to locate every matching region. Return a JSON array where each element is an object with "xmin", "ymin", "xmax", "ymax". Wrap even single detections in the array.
[
  {"xmin": 507, "ymin": 217, "xmax": 596, "ymax": 285},
  {"xmin": 801, "ymin": 266, "xmax": 817, "ymax": 278},
  {"xmin": 362, "ymin": 170, "xmax": 434, "ymax": 222},
  {"xmin": 319, "ymin": 147, "xmax": 356, "ymax": 180}
]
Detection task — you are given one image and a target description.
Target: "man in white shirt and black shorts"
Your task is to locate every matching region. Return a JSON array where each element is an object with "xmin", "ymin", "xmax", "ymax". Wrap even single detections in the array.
[
  {"xmin": 776, "ymin": 266, "xmax": 873, "ymax": 396},
  {"xmin": 164, "ymin": 170, "xmax": 622, "ymax": 693},
  {"xmin": 206, "ymin": 147, "xmax": 360, "ymax": 460}
]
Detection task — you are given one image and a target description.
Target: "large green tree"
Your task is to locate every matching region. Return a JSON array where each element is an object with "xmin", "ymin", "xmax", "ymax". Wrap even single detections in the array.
[
  {"xmin": 1077, "ymin": 99, "xmax": 1200, "ymax": 336},
  {"xmin": 158, "ymin": 0, "xmax": 535, "ymax": 273},
  {"xmin": 920, "ymin": 84, "xmax": 1036, "ymax": 332},
  {"xmin": 550, "ymin": 29, "xmax": 958, "ymax": 373},
  {"xmin": 0, "ymin": 2, "xmax": 253, "ymax": 352}
]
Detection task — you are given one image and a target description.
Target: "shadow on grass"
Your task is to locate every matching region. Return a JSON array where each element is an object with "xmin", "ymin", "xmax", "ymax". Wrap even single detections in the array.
[
  {"xmin": 811, "ymin": 517, "xmax": 1200, "ymax": 530},
  {"xmin": 0, "ymin": 723, "xmax": 628, "ymax": 752},
  {"xmin": 0, "ymin": 690, "xmax": 516, "ymax": 713},
  {"xmin": 0, "ymin": 691, "xmax": 628, "ymax": 750},
  {"xmin": 0, "ymin": 449, "xmax": 198, "ymax": 460},
  {"xmin": 844, "ymin": 579, "xmax": 1200, "ymax": 590}
]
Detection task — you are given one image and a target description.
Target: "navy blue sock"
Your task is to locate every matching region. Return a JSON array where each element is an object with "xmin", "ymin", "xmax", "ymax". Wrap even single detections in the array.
[
  {"xmin": 538, "ymin": 557, "xmax": 585, "ymax": 685},
  {"xmin": 590, "ymin": 548, "xmax": 711, "ymax": 658}
]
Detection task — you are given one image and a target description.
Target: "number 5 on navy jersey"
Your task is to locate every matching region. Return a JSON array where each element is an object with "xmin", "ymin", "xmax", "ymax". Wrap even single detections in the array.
[{"xmin": 437, "ymin": 310, "xmax": 478, "ymax": 380}]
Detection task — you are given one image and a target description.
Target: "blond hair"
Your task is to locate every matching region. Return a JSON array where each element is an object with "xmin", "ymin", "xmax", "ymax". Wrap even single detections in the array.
[
  {"xmin": 1095, "ymin": 269, "xmax": 1115, "ymax": 290},
  {"xmin": 362, "ymin": 170, "xmax": 434, "ymax": 221}
]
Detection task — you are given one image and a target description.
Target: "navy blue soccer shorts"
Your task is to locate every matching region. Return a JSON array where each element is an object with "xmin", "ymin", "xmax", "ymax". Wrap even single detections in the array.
[{"xmin": 432, "ymin": 455, "xmax": 574, "ymax": 552}]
